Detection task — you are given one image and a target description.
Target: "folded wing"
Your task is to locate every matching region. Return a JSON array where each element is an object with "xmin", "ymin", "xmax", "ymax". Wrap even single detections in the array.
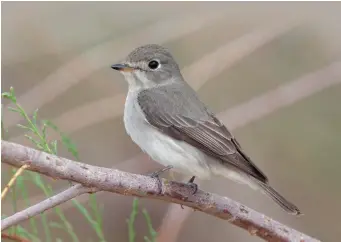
[{"xmin": 137, "ymin": 84, "xmax": 268, "ymax": 183}]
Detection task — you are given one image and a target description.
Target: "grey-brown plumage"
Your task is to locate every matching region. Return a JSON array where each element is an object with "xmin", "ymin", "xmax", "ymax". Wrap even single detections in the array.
[
  {"xmin": 111, "ymin": 44, "xmax": 301, "ymax": 215},
  {"xmin": 137, "ymin": 84, "xmax": 267, "ymax": 183}
]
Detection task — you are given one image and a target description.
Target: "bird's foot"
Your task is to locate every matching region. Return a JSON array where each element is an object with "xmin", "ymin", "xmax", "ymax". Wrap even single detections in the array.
[
  {"xmin": 148, "ymin": 165, "xmax": 173, "ymax": 178},
  {"xmin": 180, "ymin": 176, "xmax": 198, "ymax": 209},
  {"xmin": 187, "ymin": 176, "xmax": 198, "ymax": 194},
  {"xmin": 148, "ymin": 165, "xmax": 173, "ymax": 194}
]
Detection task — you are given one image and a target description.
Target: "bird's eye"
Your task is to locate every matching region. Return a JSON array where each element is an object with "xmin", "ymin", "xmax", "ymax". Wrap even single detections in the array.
[{"xmin": 148, "ymin": 60, "xmax": 160, "ymax": 70}]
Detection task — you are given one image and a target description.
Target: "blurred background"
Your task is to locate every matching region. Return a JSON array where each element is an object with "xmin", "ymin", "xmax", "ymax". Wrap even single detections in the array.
[{"xmin": 2, "ymin": 2, "xmax": 341, "ymax": 242}]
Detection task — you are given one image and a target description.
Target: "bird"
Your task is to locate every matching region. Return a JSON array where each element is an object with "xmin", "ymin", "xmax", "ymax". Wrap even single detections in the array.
[{"xmin": 110, "ymin": 44, "xmax": 301, "ymax": 215}]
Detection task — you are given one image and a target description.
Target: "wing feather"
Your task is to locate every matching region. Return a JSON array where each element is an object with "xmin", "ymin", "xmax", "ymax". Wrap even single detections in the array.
[{"xmin": 137, "ymin": 84, "xmax": 268, "ymax": 183}]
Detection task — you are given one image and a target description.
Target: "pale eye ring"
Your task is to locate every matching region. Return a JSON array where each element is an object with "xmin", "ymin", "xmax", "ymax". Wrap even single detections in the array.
[{"xmin": 148, "ymin": 60, "xmax": 160, "ymax": 70}]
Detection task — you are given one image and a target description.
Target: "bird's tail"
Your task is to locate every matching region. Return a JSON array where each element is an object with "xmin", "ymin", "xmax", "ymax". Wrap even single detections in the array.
[{"xmin": 255, "ymin": 179, "xmax": 302, "ymax": 215}]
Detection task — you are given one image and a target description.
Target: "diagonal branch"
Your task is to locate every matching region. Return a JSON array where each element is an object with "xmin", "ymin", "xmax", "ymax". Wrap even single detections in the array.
[
  {"xmin": 1, "ymin": 163, "xmax": 30, "ymax": 200},
  {"xmin": 1, "ymin": 184, "xmax": 97, "ymax": 231},
  {"xmin": 1, "ymin": 141, "xmax": 319, "ymax": 242}
]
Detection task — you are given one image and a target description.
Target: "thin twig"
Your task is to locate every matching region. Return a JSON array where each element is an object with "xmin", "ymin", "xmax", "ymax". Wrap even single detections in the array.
[
  {"xmin": 1, "ymin": 164, "xmax": 30, "ymax": 200},
  {"xmin": 1, "ymin": 232, "xmax": 30, "ymax": 242},
  {"xmin": 2, "ymin": 183, "xmax": 97, "ymax": 232},
  {"xmin": 1, "ymin": 141, "xmax": 319, "ymax": 242}
]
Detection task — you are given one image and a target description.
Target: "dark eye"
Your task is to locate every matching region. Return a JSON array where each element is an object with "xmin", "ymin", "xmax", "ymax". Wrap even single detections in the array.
[{"xmin": 148, "ymin": 60, "xmax": 159, "ymax": 70}]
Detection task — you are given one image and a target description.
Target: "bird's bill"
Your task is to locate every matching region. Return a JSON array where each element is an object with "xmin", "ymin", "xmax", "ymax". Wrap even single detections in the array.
[{"xmin": 111, "ymin": 63, "xmax": 135, "ymax": 72}]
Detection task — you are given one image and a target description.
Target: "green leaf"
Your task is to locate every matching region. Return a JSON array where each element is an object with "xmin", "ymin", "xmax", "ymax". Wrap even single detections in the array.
[
  {"xmin": 2, "ymin": 88, "xmax": 16, "ymax": 103},
  {"xmin": 43, "ymin": 120, "xmax": 58, "ymax": 131},
  {"xmin": 53, "ymin": 206, "xmax": 79, "ymax": 242},
  {"xmin": 3, "ymin": 86, "xmax": 86, "ymax": 242},
  {"xmin": 33, "ymin": 173, "xmax": 45, "ymax": 191},
  {"xmin": 2, "ymin": 92, "xmax": 12, "ymax": 99},
  {"xmin": 61, "ymin": 133, "xmax": 79, "ymax": 159},
  {"xmin": 24, "ymin": 135, "xmax": 43, "ymax": 150},
  {"xmin": 2, "ymin": 91, "xmax": 10, "ymax": 97},
  {"xmin": 73, "ymin": 199, "xmax": 94, "ymax": 224},
  {"xmin": 50, "ymin": 140, "xmax": 58, "ymax": 155},
  {"xmin": 10, "ymin": 87, "xmax": 17, "ymax": 102},
  {"xmin": 42, "ymin": 123, "xmax": 48, "ymax": 140},
  {"xmin": 73, "ymin": 199, "xmax": 106, "ymax": 241},
  {"xmin": 16, "ymin": 173, "xmax": 39, "ymax": 237},
  {"xmin": 143, "ymin": 209, "xmax": 157, "ymax": 241},
  {"xmin": 41, "ymin": 212, "xmax": 52, "ymax": 242},
  {"xmin": 49, "ymin": 222, "xmax": 64, "ymax": 230},
  {"xmin": 90, "ymin": 194, "xmax": 103, "ymax": 230},
  {"xmin": 16, "ymin": 225, "xmax": 41, "ymax": 242},
  {"xmin": 17, "ymin": 124, "xmax": 30, "ymax": 129},
  {"xmin": 43, "ymin": 120, "xmax": 79, "ymax": 159},
  {"xmin": 17, "ymin": 124, "xmax": 34, "ymax": 132},
  {"xmin": 1, "ymin": 118, "xmax": 8, "ymax": 140},
  {"xmin": 128, "ymin": 198, "xmax": 139, "ymax": 242},
  {"xmin": 32, "ymin": 108, "xmax": 39, "ymax": 126},
  {"xmin": 7, "ymin": 106, "xmax": 21, "ymax": 114},
  {"xmin": 15, "ymin": 104, "xmax": 30, "ymax": 119}
]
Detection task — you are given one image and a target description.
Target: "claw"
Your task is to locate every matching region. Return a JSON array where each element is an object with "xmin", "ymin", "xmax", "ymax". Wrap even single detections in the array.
[
  {"xmin": 188, "ymin": 176, "xmax": 195, "ymax": 183},
  {"xmin": 178, "ymin": 176, "xmax": 199, "ymax": 209},
  {"xmin": 188, "ymin": 176, "xmax": 198, "ymax": 194},
  {"xmin": 147, "ymin": 165, "xmax": 173, "ymax": 194},
  {"xmin": 148, "ymin": 165, "xmax": 173, "ymax": 178}
]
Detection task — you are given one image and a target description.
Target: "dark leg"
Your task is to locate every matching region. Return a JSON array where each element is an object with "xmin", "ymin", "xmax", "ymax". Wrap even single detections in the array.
[
  {"xmin": 148, "ymin": 165, "xmax": 173, "ymax": 194},
  {"xmin": 180, "ymin": 176, "xmax": 198, "ymax": 209},
  {"xmin": 187, "ymin": 176, "xmax": 198, "ymax": 194},
  {"xmin": 188, "ymin": 176, "xmax": 195, "ymax": 183}
]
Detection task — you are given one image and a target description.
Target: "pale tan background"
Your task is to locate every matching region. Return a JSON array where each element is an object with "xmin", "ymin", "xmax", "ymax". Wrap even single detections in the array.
[{"xmin": 2, "ymin": 2, "xmax": 341, "ymax": 242}]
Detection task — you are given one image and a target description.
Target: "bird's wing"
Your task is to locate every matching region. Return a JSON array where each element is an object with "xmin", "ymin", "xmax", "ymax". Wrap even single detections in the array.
[{"xmin": 137, "ymin": 84, "xmax": 268, "ymax": 183}]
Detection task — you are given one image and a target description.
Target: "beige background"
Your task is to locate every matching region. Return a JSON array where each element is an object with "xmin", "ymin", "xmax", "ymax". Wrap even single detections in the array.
[{"xmin": 2, "ymin": 2, "xmax": 341, "ymax": 242}]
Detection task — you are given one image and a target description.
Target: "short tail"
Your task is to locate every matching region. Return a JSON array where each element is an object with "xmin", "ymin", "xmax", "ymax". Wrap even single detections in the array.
[{"xmin": 256, "ymin": 180, "xmax": 302, "ymax": 215}]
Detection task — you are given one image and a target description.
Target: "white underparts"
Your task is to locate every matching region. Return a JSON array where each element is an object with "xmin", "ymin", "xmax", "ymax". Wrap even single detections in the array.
[{"xmin": 123, "ymin": 90, "xmax": 259, "ymax": 191}]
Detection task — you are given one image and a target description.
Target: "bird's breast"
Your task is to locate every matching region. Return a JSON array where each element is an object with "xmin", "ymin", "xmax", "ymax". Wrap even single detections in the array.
[{"xmin": 123, "ymin": 91, "xmax": 211, "ymax": 179}]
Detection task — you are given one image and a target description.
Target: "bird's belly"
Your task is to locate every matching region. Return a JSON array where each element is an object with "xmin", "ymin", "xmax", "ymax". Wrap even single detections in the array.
[
  {"xmin": 134, "ymin": 127, "xmax": 210, "ymax": 179},
  {"xmin": 124, "ymin": 101, "xmax": 211, "ymax": 179}
]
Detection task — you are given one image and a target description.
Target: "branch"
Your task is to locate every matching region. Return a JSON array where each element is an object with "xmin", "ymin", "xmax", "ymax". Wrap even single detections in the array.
[
  {"xmin": 156, "ymin": 179, "xmax": 201, "ymax": 242},
  {"xmin": 1, "ymin": 164, "xmax": 30, "ymax": 200},
  {"xmin": 1, "ymin": 184, "xmax": 97, "ymax": 231},
  {"xmin": 1, "ymin": 141, "xmax": 319, "ymax": 242}
]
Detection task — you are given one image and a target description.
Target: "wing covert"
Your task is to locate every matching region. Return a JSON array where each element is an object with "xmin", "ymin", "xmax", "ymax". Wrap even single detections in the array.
[{"xmin": 137, "ymin": 85, "xmax": 268, "ymax": 183}]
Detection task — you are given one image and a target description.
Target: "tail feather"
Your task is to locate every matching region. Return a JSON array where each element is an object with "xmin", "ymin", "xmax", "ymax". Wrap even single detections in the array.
[{"xmin": 256, "ymin": 181, "xmax": 302, "ymax": 215}]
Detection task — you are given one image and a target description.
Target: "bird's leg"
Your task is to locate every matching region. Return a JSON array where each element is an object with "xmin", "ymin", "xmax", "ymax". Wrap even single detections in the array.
[
  {"xmin": 187, "ymin": 176, "xmax": 198, "ymax": 194},
  {"xmin": 148, "ymin": 165, "xmax": 173, "ymax": 178},
  {"xmin": 188, "ymin": 176, "xmax": 195, "ymax": 183},
  {"xmin": 180, "ymin": 176, "xmax": 198, "ymax": 209},
  {"xmin": 148, "ymin": 165, "xmax": 173, "ymax": 194}
]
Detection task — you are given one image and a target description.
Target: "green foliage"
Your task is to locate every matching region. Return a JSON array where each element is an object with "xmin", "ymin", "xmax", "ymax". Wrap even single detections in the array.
[
  {"xmin": 2, "ymin": 87, "xmax": 157, "ymax": 241},
  {"xmin": 127, "ymin": 198, "xmax": 157, "ymax": 242},
  {"xmin": 2, "ymin": 87, "xmax": 104, "ymax": 241},
  {"xmin": 127, "ymin": 198, "xmax": 139, "ymax": 242},
  {"xmin": 142, "ymin": 209, "xmax": 157, "ymax": 242}
]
